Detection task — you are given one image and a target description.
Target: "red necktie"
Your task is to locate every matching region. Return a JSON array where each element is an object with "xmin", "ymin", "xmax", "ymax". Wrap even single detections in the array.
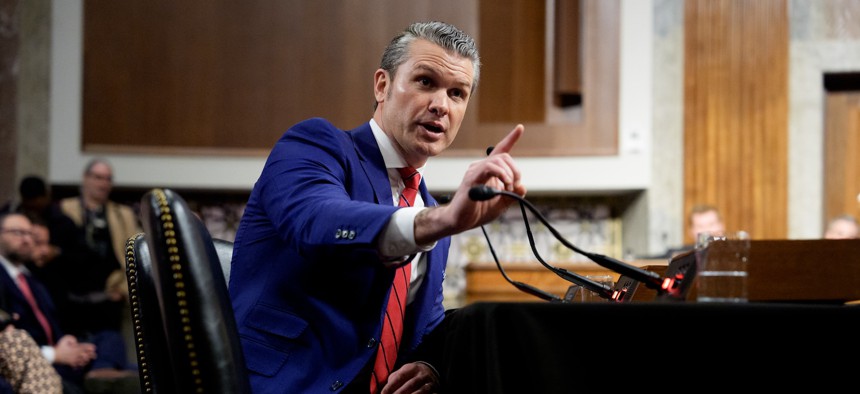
[
  {"xmin": 370, "ymin": 167, "xmax": 421, "ymax": 393},
  {"xmin": 17, "ymin": 273, "xmax": 54, "ymax": 345}
]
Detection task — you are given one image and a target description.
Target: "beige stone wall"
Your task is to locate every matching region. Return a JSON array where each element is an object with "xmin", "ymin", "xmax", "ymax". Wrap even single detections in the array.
[{"xmin": 2, "ymin": 0, "xmax": 50, "ymax": 206}]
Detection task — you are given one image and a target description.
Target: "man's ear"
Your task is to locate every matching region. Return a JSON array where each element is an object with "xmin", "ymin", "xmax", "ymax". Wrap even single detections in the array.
[{"xmin": 373, "ymin": 69, "xmax": 389, "ymax": 103}]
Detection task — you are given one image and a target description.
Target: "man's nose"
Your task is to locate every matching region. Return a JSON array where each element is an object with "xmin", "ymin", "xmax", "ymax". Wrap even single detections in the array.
[{"xmin": 428, "ymin": 91, "xmax": 449, "ymax": 116}]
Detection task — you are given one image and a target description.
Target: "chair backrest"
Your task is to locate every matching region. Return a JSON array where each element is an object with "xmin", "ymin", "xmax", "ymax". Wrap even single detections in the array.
[
  {"xmin": 213, "ymin": 238, "xmax": 234, "ymax": 283},
  {"xmin": 125, "ymin": 233, "xmax": 173, "ymax": 393},
  {"xmin": 137, "ymin": 188, "xmax": 250, "ymax": 393}
]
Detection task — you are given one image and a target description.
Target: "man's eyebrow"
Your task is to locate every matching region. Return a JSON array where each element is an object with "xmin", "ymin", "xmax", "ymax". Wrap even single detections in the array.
[{"xmin": 413, "ymin": 64, "xmax": 473, "ymax": 91}]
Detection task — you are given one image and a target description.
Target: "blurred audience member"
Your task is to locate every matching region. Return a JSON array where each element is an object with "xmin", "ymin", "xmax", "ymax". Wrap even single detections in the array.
[
  {"xmin": 58, "ymin": 159, "xmax": 140, "ymax": 366},
  {"xmin": 22, "ymin": 220, "xmax": 68, "ymax": 315},
  {"xmin": 824, "ymin": 214, "xmax": 859, "ymax": 239},
  {"xmin": 0, "ymin": 176, "xmax": 78, "ymax": 266},
  {"xmin": 0, "ymin": 177, "xmax": 86, "ymax": 338},
  {"xmin": 59, "ymin": 159, "xmax": 140, "ymax": 276},
  {"xmin": 0, "ymin": 213, "xmax": 139, "ymax": 394},
  {"xmin": 686, "ymin": 204, "xmax": 726, "ymax": 243},
  {"xmin": 0, "ymin": 212, "xmax": 97, "ymax": 393},
  {"xmin": 201, "ymin": 205, "xmax": 236, "ymax": 241},
  {"xmin": 656, "ymin": 204, "xmax": 726, "ymax": 259},
  {"xmin": 28, "ymin": 222, "xmax": 53, "ymax": 271},
  {"xmin": 0, "ymin": 323, "xmax": 63, "ymax": 394}
]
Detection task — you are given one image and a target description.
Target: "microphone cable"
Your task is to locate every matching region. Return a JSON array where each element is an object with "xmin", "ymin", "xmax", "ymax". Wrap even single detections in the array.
[
  {"xmin": 478, "ymin": 224, "xmax": 566, "ymax": 303},
  {"xmin": 475, "ymin": 145, "xmax": 566, "ymax": 302},
  {"xmin": 470, "ymin": 185, "xmax": 666, "ymax": 292},
  {"xmin": 515, "ymin": 201, "xmax": 614, "ymax": 300}
]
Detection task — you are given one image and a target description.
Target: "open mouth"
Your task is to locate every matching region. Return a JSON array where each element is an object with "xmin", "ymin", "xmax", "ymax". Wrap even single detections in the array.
[{"xmin": 421, "ymin": 123, "xmax": 444, "ymax": 134}]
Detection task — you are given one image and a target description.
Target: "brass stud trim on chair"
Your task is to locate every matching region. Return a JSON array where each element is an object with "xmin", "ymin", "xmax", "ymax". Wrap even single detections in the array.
[
  {"xmin": 125, "ymin": 233, "xmax": 154, "ymax": 393},
  {"xmin": 153, "ymin": 188, "xmax": 204, "ymax": 393}
]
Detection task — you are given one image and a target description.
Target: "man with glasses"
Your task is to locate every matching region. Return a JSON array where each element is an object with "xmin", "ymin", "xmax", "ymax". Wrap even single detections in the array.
[
  {"xmin": 58, "ymin": 158, "xmax": 141, "ymax": 377},
  {"xmin": 0, "ymin": 212, "xmax": 98, "ymax": 393}
]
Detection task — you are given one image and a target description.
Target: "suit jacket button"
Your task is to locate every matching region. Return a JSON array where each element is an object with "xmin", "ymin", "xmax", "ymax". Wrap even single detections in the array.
[
  {"xmin": 348, "ymin": 230, "xmax": 356, "ymax": 239},
  {"xmin": 367, "ymin": 338, "xmax": 377, "ymax": 347},
  {"xmin": 330, "ymin": 380, "xmax": 344, "ymax": 391},
  {"xmin": 335, "ymin": 229, "xmax": 342, "ymax": 239}
]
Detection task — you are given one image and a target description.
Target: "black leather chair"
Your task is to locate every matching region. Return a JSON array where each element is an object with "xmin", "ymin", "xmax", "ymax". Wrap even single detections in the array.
[
  {"xmin": 126, "ymin": 188, "xmax": 250, "ymax": 393},
  {"xmin": 213, "ymin": 238, "xmax": 234, "ymax": 283},
  {"xmin": 125, "ymin": 233, "xmax": 173, "ymax": 393}
]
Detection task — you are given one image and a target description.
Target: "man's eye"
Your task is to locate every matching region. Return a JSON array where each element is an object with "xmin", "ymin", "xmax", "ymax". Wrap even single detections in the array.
[
  {"xmin": 418, "ymin": 77, "xmax": 431, "ymax": 86},
  {"xmin": 451, "ymin": 89, "xmax": 463, "ymax": 98}
]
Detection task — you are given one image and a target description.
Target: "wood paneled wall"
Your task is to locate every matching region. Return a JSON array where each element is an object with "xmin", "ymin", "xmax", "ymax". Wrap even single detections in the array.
[
  {"xmin": 824, "ymin": 91, "xmax": 860, "ymax": 222},
  {"xmin": 460, "ymin": 0, "xmax": 619, "ymax": 157},
  {"xmin": 82, "ymin": 0, "xmax": 478, "ymax": 155},
  {"xmin": 477, "ymin": 0, "xmax": 546, "ymax": 123},
  {"xmin": 82, "ymin": 0, "xmax": 620, "ymax": 158},
  {"xmin": 553, "ymin": 0, "xmax": 582, "ymax": 101},
  {"xmin": 683, "ymin": 0, "xmax": 789, "ymax": 243}
]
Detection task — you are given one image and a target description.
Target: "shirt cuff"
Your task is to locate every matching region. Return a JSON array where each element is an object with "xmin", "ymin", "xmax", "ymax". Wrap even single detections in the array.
[
  {"xmin": 379, "ymin": 207, "xmax": 437, "ymax": 264},
  {"xmin": 41, "ymin": 345, "xmax": 55, "ymax": 363}
]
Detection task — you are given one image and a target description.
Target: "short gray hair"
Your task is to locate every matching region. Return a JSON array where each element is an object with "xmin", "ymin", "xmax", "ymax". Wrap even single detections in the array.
[{"xmin": 375, "ymin": 21, "xmax": 480, "ymax": 108}]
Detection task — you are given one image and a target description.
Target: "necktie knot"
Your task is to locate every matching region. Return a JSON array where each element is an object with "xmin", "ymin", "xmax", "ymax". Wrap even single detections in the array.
[
  {"xmin": 397, "ymin": 167, "xmax": 421, "ymax": 208},
  {"xmin": 397, "ymin": 167, "xmax": 420, "ymax": 189}
]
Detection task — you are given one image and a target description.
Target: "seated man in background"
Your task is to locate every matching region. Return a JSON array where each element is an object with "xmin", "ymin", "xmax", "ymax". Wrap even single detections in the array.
[
  {"xmin": 0, "ymin": 213, "xmax": 139, "ymax": 394},
  {"xmin": 823, "ymin": 214, "xmax": 859, "ymax": 239},
  {"xmin": 0, "ymin": 176, "xmax": 78, "ymax": 271},
  {"xmin": 0, "ymin": 272, "xmax": 63, "ymax": 394},
  {"xmin": 686, "ymin": 204, "xmax": 726, "ymax": 243},
  {"xmin": 660, "ymin": 204, "xmax": 726, "ymax": 258},
  {"xmin": 0, "ymin": 321, "xmax": 63, "ymax": 394}
]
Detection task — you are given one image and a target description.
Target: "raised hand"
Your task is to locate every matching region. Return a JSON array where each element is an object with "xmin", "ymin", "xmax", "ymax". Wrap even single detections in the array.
[{"xmin": 414, "ymin": 124, "xmax": 527, "ymax": 244}]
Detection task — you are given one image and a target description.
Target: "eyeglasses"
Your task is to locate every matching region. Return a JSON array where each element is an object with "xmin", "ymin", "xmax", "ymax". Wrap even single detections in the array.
[
  {"xmin": 0, "ymin": 229, "xmax": 33, "ymax": 238},
  {"xmin": 86, "ymin": 172, "xmax": 113, "ymax": 182}
]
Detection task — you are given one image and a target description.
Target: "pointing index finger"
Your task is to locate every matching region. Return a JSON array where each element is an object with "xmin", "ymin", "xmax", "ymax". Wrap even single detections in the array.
[{"xmin": 488, "ymin": 124, "xmax": 524, "ymax": 156}]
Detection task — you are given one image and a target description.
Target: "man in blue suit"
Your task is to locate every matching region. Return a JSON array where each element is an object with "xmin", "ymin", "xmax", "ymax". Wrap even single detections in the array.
[{"xmin": 229, "ymin": 21, "xmax": 527, "ymax": 393}]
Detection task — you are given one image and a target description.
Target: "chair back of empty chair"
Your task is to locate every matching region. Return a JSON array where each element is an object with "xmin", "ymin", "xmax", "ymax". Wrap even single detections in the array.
[
  {"xmin": 138, "ymin": 188, "xmax": 251, "ymax": 393},
  {"xmin": 125, "ymin": 233, "xmax": 174, "ymax": 393},
  {"xmin": 213, "ymin": 238, "xmax": 234, "ymax": 283}
]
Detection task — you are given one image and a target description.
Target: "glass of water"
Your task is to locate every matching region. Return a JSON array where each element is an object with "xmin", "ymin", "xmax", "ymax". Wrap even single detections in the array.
[{"xmin": 694, "ymin": 231, "xmax": 751, "ymax": 303}]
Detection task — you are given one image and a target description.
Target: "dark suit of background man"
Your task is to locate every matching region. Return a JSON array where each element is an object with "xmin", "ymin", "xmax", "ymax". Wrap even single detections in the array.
[
  {"xmin": 229, "ymin": 21, "xmax": 527, "ymax": 393},
  {"xmin": 0, "ymin": 213, "xmax": 97, "ymax": 393}
]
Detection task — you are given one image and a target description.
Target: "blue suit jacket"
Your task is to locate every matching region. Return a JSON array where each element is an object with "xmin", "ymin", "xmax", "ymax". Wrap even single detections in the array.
[{"xmin": 229, "ymin": 118, "xmax": 450, "ymax": 393}]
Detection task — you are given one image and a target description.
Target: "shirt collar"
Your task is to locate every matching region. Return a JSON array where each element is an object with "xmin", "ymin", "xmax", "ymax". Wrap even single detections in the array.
[
  {"xmin": 369, "ymin": 119, "xmax": 426, "ymax": 176},
  {"xmin": 0, "ymin": 255, "xmax": 24, "ymax": 279}
]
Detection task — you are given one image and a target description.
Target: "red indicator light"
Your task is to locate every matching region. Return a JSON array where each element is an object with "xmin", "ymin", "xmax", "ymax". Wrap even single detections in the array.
[{"xmin": 662, "ymin": 277, "xmax": 673, "ymax": 290}]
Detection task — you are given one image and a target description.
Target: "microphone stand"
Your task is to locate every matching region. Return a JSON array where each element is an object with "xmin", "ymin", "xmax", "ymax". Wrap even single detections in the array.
[
  {"xmin": 478, "ymin": 224, "xmax": 566, "ymax": 303},
  {"xmin": 517, "ymin": 201, "xmax": 614, "ymax": 300},
  {"xmin": 470, "ymin": 186, "xmax": 667, "ymax": 293}
]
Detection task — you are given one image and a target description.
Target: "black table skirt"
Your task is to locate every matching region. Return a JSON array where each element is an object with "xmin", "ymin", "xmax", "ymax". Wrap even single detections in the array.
[{"xmin": 420, "ymin": 301, "xmax": 860, "ymax": 393}]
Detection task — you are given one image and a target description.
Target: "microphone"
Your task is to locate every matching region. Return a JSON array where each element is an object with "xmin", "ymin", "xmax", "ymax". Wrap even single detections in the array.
[
  {"xmin": 469, "ymin": 186, "xmax": 667, "ymax": 293},
  {"xmin": 468, "ymin": 185, "xmax": 497, "ymax": 201},
  {"xmin": 470, "ymin": 146, "xmax": 604, "ymax": 301}
]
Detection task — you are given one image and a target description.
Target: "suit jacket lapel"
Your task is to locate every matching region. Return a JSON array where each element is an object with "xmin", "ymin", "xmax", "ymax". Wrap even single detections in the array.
[
  {"xmin": 0, "ymin": 268, "xmax": 26, "ymax": 305},
  {"xmin": 350, "ymin": 123, "xmax": 393, "ymax": 205}
]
